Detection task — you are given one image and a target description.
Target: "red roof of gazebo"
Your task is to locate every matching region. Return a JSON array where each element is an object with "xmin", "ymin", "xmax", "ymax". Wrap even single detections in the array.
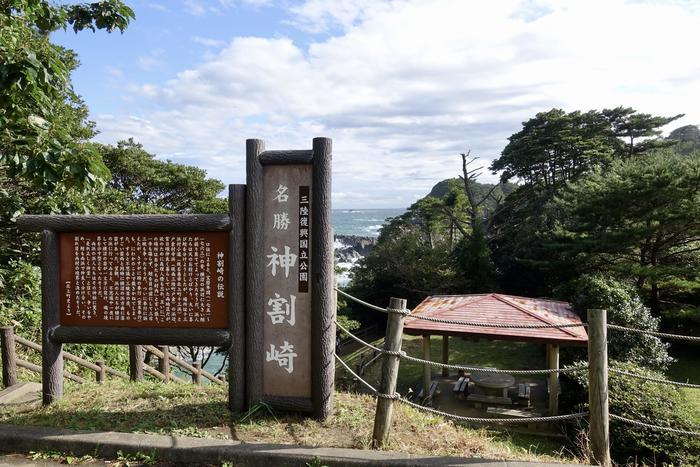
[{"xmin": 403, "ymin": 294, "xmax": 588, "ymax": 346}]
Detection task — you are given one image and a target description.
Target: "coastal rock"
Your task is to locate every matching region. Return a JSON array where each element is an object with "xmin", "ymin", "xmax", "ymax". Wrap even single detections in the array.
[{"xmin": 334, "ymin": 234, "xmax": 377, "ymax": 264}]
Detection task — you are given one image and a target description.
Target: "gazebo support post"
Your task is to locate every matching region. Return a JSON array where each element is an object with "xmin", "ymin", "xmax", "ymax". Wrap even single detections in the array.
[
  {"xmin": 441, "ymin": 336, "xmax": 449, "ymax": 377},
  {"xmin": 547, "ymin": 343, "xmax": 559, "ymax": 415},
  {"xmin": 422, "ymin": 334, "xmax": 431, "ymax": 401}
]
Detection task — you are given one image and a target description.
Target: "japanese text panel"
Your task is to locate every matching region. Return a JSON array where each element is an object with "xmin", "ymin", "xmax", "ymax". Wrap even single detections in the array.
[
  {"xmin": 59, "ymin": 232, "xmax": 228, "ymax": 328},
  {"xmin": 262, "ymin": 165, "xmax": 312, "ymax": 398}
]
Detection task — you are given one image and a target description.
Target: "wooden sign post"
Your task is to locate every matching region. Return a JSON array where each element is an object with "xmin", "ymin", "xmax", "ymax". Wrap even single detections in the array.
[
  {"xmin": 17, "ymin": 138, "xmax": 333, "ymax": 419},
  {"xmin": 19, "ymin": 202, "xmax": 247, "ymax": 409},
  {"xmin": 246, "ymin": 138, "xmax": 334, "ymax": 420}
]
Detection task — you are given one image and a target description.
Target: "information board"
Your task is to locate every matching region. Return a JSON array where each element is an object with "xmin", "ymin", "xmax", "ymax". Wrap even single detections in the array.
[
  {"xmin": 59, "ymin": 232, "xmax": 229, "ymax": 328},
  {"xmin": 262, "ymin": 165, "xmax": 312, "ymax": 397}
]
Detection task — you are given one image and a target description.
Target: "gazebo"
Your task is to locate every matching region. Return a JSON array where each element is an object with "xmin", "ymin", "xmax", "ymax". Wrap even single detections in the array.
[{"xmin": 403, "ymin": 293, "xmax": 587, "ymax": 414}]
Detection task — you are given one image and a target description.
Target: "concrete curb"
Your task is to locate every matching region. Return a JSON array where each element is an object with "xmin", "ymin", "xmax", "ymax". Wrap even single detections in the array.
[{"xmin": 0, "ymin": 424, "xmax": 580, "ymax": 466}]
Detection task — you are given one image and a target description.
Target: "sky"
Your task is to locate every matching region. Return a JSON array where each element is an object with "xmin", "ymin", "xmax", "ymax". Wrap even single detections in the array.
[{"xmin": 53, "ymin": 0, "xmax": 700, "ymax": 209}]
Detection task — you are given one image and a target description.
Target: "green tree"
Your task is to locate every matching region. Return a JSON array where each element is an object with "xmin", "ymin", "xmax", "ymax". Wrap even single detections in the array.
[
  {"xmin": 97, "ymin": 139, "xmax": 227, "ymax": 214},
  {"xmin": 489, "ymin": 107, "xmax": 684, "ymax": 298},
  {"xmin": 0, "ymin": 0, "xmax": 134, "ymax": 263},
  {"xmin": 0, "ymin": 0, "xmax": 134, "ymax": 191},
  {"xmin": 554, "ymin": 151, "xmax": 700, "ymax": 313}
]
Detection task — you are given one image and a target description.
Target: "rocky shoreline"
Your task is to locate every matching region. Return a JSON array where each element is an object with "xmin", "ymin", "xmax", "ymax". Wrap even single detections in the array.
[{"xmin": 334, "ymin": 234, "xmax": 376, "ymax": 264}]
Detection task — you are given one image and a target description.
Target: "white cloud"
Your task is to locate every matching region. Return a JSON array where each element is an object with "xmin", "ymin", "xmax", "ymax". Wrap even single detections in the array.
[
  {"xmin": 96, "ymin": 0, "xmax": 700, "ymax": 208},
  {"xmin": 192, "ymin": 35, "xmax": 226, "ymax": 48}
]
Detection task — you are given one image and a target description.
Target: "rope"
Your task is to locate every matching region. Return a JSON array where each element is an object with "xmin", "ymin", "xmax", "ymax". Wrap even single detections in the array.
[
  {"xmin": 607, "ymin": 324, "xmax": 700, "ymax": 343},
  {"xmin": 408, "ymin": 313, "xmax": 588, "ymax": 329},
  {"xmin": 608, "ymin": 369, "xmax": 700, "ymax": 389},
  {"xmin": 399, "ymin": 352, "xmax": 588, "ymax": 375},
  {"xmin": 336, "ymin": 320, "xmax": 586, "ymax": 375},
  {"xmin": 335, "ymin": 353, "xmax": 587, "ymax": 424},
  {"xmin": 400, "ymin": 397, "xmax": 590, "ymax": 424},
  {"xmin": 610, "ymin": 414, "xmax": 700, "ymax": 437},
  {"xmin": 336, "ymin": 288, "xmax": 410, "ymax": 315}
]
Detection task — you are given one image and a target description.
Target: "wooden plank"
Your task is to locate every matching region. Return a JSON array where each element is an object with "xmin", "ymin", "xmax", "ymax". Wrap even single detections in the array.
[
  {"xmin": 41, "ymin": 230, "xmax": 63, "ymax": 405},
  {"xmin": 311, "ymin": 137, "xmax": 334, "ymax": 421},
  {"xmin": 259, "ymin": 150, "xmax": 313, "ymax": 166},
  {"xmin": 17, "ymin": 214, "xmax": 231, "ymax": 232},
  {"xmin": 229, "ymin": 184, "xmax": 246, "ymax": 411},
  {"xmin": 16, "ymin": 359, "xmax": 86, "ymax": 384},
  {"xmin": 143, "ymin": 345, "xmax": 220, "ymax": 384},
  {"xmin": 15, "ymin": 334, "xmax": 128, "ymax": 379},
  {"xmin": 49, "ymin": 326, "xmax": 231, "ymax": 347},
  {"xmin": 246, "ymin": 139, "xmax": 265, "ymax": 408}
]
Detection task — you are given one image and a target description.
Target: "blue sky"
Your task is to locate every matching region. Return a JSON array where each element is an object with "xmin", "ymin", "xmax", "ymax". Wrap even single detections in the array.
[{"xmin": 53, "ymin": 0, "xmax": 700, "ymax": 208}]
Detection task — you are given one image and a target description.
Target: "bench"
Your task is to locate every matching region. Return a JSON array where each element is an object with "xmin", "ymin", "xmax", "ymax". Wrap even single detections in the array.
[
  {"xmin": 418, "ymin": 381, "xmax": 440, "ymax": 402},
  {"xmin": 486, "ymin": 407, "xmax": 542, "ymax": 418},
  {"xmin": 487, "ymin": 407, "xmax": 543, "ymax": 429},
  {"xmin": 467, "ymin": 393, "xmax": 512, "ymax": 406},
  {"xmin": 517, "ymin": 383, "xmax": 531, "ymax": 407},
  {"xmin": 453, "ymin": 376, "xmax": 469, "ymax": 393}
]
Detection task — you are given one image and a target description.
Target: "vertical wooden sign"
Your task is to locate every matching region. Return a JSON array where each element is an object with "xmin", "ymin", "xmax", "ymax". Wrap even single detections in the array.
[
  {"xmin": 262, "ymin": 165, "xmax": 312, "ymax": 397},
  {"xmin": 247, "ymin": 138, "xmax": 334, "ymax": 419}
]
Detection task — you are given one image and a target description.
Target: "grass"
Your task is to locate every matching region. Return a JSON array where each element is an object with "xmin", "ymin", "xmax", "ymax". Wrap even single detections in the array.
[
  {"xmin": 359, "ymin": 335, "xmax": 545, "ymax": 392},
  {"xmin": 0, "ymin": 379, "xmax": 581, "ymax": 464}
]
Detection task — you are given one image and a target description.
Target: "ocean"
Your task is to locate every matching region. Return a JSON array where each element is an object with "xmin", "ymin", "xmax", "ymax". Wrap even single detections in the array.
[
  {"xmin": 186, "ymin": 208, "xmax": 405, "ymax": 377},
  {"xmin": 332, "ymin": 208, "xmax": 405, "ymax": 237}
]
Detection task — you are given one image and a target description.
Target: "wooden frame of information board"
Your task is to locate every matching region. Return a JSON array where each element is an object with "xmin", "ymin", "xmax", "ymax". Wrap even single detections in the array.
[
  {"xmin": 246, "ymin": 138, "xmax": 334, "ymax": 420},
  {"xmin": 18, "ymin": 190, "xmax": 248, "ymax": 411}
]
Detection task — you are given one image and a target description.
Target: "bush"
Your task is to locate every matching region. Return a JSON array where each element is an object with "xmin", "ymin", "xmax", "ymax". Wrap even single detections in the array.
[
  {"xmin": 560, "ymin": 274, "xmax": 673, "ymax": 370},
  {"xmin": 571, "ymin": 360, "xmax": 699, "ymax": 465}
]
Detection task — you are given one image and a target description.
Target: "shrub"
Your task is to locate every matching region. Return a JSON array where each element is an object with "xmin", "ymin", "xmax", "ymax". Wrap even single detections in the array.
[
  {"xmin": 561, "ymin": 274, "xmax": 673, "ymax": 370},
  {"xmin": 571, "ymin": 360, "xmax": 699, "ymax": 465}
]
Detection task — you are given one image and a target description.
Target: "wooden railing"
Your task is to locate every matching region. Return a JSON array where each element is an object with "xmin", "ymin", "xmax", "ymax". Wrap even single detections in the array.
[{"xmin": 0, "ymin": 326, "xmax": 224, "ymax": 389}]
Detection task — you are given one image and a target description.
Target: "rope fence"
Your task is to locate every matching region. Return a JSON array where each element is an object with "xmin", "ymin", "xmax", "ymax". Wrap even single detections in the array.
[
  {"xmin": 335, "ymin": 353, "xmax": 589, "ymax": 424},
  {"xmin": 335, "ymin": 319, "xmax": 587, "ymax": 375},
  {"xmin": 608, "ymin": 368, "xmax": 700, "ymax": 389},
  {"xmin": 609, "ymin": 414, "xmax": 700, "ymax": 437},
  {"xmin": 334, "ymin": 287, "xmax": 700, "ymax": 452},
  {"xmin": 607, "ymin": 324, "xmax": 700, "ymax": 343}
]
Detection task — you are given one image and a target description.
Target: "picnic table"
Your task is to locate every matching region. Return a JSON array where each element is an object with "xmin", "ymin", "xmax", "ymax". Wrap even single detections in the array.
[{"xmin": 471, "ymin": 372, "xmax": 515, "ymax": 398}]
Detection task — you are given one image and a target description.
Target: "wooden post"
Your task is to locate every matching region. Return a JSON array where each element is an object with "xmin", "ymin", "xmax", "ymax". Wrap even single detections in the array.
[
  {"xmin": 129, "ymin": 345, "xmax": 144, "ymax": 382},
  {"xmin": 1, "ymin": 326, "xmax": 17, "ymax": 388},
  {"xmin": 422, "ymin": 334, "xmax": 431, "ymax": 401},
  {"xmin": 229, "ymin": 184, "xmax": 246, "ymax": 412},
  {"xmin": 219, "ymin": 374, "xmax": 227, "ymax": 383},
  {"xmin": 311, "ymin": 137, "xmax": 335, "ymax": 421},
  {"xmin": 372, "ymin": 297, "xmax": 407, "ymax": 447},
  {"xmin": 158, "ymin": 345, "xmax": 170, "ymax": 383},
  {"xmin": 588, "ymin": 309, "xmax": 611, "ymax": 467},
  {"xmin": 96, "ymin": 360, "xmax": 106, "ymax": 384},
  {"xmin": 441, "ymin": 335, "xmax": 449, "ymax": 377},
  {"xmin": 193, "ymin": 361, "xmax": 202, "ymax": 385},
  {"xmin": 41, "ymin": 230, "xmax": 63, "ymax": 404},
  {"xmin": 547, "ymin": 343, "xmax": 559, "ymax": 415},
  {"xmin": 245, "ymin": 138, "xmax": 265, "ymax": 409}
]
